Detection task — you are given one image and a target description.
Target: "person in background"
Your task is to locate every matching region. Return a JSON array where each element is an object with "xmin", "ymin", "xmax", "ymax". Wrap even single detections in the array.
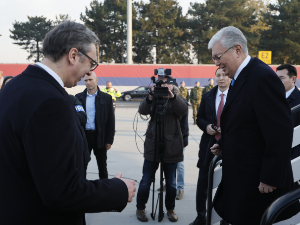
[
  {"xmin": 202, "ymin": 78, "xmax": 215, "ymax": 94},
  {"xmin": 189, "ymin": 68, "xmax": 231, "ymax": 225},
  {"xmin": 76, "ymin": 72, "xmax": 115, "ymax": 180},
  {"xmin": 0, "ymin": 71, "xmax": 3, "ymax": 88},
  {"xmin": 176, "ymin": 98, "xmax": 189, "ymax": 200},
  {"xmin": 179, "ymin": 81, "xmax": 189, "ymax": 102},
  {"xmin": 190, "ymin": 81, "xmax": 203, "ymax": 125},
  {"xmin": 276, "ymin": 64, "xmax": 300, "ymax": 159},
  {"xmin": 101, "ymin": 81, "xmax": 121, "ymax": 111},
  {"xmin": 1, "ymin": 76, "xmax": 14, "ymax": 90}
]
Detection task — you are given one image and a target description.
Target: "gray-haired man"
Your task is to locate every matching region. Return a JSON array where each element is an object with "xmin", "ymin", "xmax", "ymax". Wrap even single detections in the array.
[{"xmin": 209, "ymin": 26, "xmax": 299, "ymax": 225}]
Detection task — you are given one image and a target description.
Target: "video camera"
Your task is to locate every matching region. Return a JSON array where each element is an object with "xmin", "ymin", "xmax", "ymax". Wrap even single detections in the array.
[{"xmin": 151, "ymin": 68, "xmax": 176, "ymax": 97}]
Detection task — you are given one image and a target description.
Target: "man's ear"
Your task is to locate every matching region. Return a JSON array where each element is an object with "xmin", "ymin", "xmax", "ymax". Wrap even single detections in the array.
[
  {"xmin": 235, "ymin": 44, "xmax": 242, "ymax": 56},
  {"xmin": 292, "ymin": 76, "xmax": 297, "ymax": 84},
  {"xmin": 68, "ymin": 48, "xmax": 79, "ymax": 66}
]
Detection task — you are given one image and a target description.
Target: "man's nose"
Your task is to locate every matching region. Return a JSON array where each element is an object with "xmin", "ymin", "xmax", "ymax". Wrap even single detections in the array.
[{"xmin": 214, "ymin": 60, "xmax": 220, "ymax": 66}]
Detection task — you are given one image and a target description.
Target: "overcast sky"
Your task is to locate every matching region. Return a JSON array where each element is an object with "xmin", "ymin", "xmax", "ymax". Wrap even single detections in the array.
[{"xmin": 0, "ymin": 0, "xmax": 276, "ymax": 64}]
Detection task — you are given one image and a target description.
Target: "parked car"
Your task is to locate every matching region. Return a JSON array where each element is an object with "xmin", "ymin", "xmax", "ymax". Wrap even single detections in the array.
[{"xmin": 120, "ymin": 86, "xmax": 150, "ymax": 101}]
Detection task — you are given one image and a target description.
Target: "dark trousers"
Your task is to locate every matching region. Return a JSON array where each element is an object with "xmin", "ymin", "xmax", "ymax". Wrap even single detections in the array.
[
  {"xmin": 85, "ymin": 130, "xmax": 108, "ymax": 179},
  {"xmin": 196, "ymin": 168, "xmax": 209, "ymax": 220},
  {"xmin": 136, "ymin": 159, "xmax": 177, "ymax": 210}
]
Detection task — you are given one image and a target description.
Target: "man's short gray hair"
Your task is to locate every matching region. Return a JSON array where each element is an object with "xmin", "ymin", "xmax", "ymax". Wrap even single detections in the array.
[
  {"xmin": 208, "ymin": 26, "xmax": 248, "ymax": 55},
  {"xmin": 43, "ymin": 21, "xmax": 99, "ymax": 62}
]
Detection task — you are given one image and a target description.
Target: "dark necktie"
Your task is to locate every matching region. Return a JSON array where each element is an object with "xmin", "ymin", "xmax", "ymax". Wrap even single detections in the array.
[{"xmin": 215, "ymin": 94, "xmax": 224, "ymax": 140}]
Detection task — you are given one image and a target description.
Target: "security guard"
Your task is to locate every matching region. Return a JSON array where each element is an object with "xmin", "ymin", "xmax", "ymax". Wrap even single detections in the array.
[
  {"xmin": 190, "ymin": 81, "xmax": 202, "ymax": 125},
  {"xmin": 179, "ymin": 81, "xmax": 189, "ymax": 101},
  {"xmin": 202, "ymin": 78, "xmax": 215, "ymax": 94},
  {"xmin": 101, "ymin": 81, "xmax": 121, "ymax": 111}
]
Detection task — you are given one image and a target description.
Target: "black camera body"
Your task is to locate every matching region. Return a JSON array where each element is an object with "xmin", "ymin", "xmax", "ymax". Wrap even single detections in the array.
[
  {"xmin": 211, "ymin": 124, "xmax": 218, "ymax": 131},
  {"xmin": 151, "ymin": 68, "xmax": 176, "ymax": 98}
]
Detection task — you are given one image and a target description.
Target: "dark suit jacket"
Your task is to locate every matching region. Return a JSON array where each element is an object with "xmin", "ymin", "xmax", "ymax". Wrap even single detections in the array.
[
  {"xmin": 0, "ymin": 65, "xmax": 128, "ymax": 225},
  {"xmin": 287, "ymin": 87, "xmax": 300, "ymax": 159},
  {"xmin": 213, "ymin": 57, "xmax": 299, "ymax": 224},
  {"xmin": 76, "ymin": 87, "xmax": 115, "ymax": 149},
  {"xmin": 196, "ymin": 86, "xmax": 218, "ymax": 170}
]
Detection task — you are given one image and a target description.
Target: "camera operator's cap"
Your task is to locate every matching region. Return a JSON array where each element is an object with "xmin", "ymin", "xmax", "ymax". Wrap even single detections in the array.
[{"xmin": 195, "ymin": 81, "xmax": 199, "ymax": 84}]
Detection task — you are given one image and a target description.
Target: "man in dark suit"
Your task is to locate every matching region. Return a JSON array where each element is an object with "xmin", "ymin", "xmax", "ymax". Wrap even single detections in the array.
[
  {"xmin": 0, "ymin": 21, "xmax": 135, "ymax": 225},
  {"xmin": 277, "ymin": 64, "xmax": 300, "ymax": 160},
  {"xmin": 189, "ymin": 68, "xmax": 231, "ymax": 225},
  {"xmin": 209, "ymin": 26, "xmax": 299, "ymax": 225},
  {"xmin": 76, "ymin": 71, "xmax": 115, "ymax": 179}
]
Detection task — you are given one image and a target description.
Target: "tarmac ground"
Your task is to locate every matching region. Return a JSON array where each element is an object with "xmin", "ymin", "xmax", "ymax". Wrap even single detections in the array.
[{"xmin": 84, "ymin": 100, "xmax": 300, "ymax": 225}]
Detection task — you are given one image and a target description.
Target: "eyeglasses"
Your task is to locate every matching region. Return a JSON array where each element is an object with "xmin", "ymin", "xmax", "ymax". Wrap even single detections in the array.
[
  {"xmin": 212, "ymin": 45, "xmax": 235, "ymax": 62},
  {"xmin": 78, "ymin": 50, "xmax": 98, "ymax": 71}
]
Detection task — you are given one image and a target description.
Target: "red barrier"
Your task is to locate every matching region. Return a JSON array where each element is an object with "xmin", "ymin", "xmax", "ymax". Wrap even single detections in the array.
[{"xmin": 1, "ymin": 63, "xmax": 300, "ymax": 79}]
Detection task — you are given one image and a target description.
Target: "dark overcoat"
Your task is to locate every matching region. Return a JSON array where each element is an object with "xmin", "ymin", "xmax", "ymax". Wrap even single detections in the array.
[
  {"xmin": 196, "ymin": 86, "xmax": 218, "ymax": 170},
  {"xmin": 76, "ymin": 87, "xmax": 115, "ymax": 148},
  {"xmin": 287, "ymin": 87, "xmax": 300, "ymax": 159},
  {"xmin": 0, "ymin": 65, "xmax": 128, "ymax": 225},
  {"xmin": 213, "ymin": 57, "xmax": 299, "ymax": 224}
]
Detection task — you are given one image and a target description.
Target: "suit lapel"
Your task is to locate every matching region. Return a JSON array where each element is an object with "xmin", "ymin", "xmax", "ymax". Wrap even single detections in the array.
[
  {"xmin": 222, "ymin": 58, "xmax": 255, "ymax": 113},
  {"xmin": 206, "ymin": 87, "xmax": 218, "ymax": 121}
]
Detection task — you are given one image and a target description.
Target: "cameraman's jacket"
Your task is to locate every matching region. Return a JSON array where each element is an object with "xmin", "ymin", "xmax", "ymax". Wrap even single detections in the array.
[{"xmin": 139, "ymin": 86, "xmax": 188, "ymax": 163}]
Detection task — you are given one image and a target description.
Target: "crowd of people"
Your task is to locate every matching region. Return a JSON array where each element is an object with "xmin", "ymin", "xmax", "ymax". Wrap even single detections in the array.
[{"xmin": 0, "ymin": 21, "xmax": 300, "ymax": 225}]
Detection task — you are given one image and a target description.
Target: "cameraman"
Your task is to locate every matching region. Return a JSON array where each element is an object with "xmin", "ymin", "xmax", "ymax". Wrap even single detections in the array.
[{"xmin": 136, "ymin": 75, "xmax": 188, "ymax": 223}]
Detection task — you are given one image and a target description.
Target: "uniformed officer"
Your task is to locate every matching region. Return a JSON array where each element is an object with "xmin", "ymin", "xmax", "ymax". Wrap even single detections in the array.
[
  {"xmin": 179, "ymin": 81, "xmax": 189, "ymax": 101},
  {"xmin": 101, "ymin": 81, "xmax": 121, "ymax": 111},
  {"xmin": 190, "ymin": 81, "xmax": 203, "ymax": 124},
  {"xmin": 202, "ymin": 78, "xmax": 215, "ymax": 94}
]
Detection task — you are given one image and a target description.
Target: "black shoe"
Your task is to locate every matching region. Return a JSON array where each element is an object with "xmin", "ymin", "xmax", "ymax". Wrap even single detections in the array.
[{"xmin": 189, "ymin": 217, "xmax": 206, "ymax": 225}]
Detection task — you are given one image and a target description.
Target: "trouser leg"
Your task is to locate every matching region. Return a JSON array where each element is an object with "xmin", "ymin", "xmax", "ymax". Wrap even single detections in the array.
[
  {"xmin": 176, "ymin": 147, "xmax": 185, "ymax": 190},
  {"xmin": 136, "ymin": 160, "xmax": 159, "ymax": 210},
  {"xmin": 164, "ymin": 162, "xmax": 177, "ymax": 210},
  {"xmin": 196, "ymin": 168, "xmax": 209, "ymax": 220},
  {"xmin": 93, "ymin": 147, "xmax": 108, "ymax": 179}
]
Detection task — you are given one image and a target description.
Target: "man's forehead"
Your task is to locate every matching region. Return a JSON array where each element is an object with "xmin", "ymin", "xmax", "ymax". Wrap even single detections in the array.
[{"xmin": 212, "ymin": 41, "xmax": 226, "ymax": 55}]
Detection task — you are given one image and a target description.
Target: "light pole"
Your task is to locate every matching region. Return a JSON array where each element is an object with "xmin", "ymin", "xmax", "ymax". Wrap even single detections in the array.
[{"xmin": 127, "ymin": 0, "xmax": 132, "ymax": 64}]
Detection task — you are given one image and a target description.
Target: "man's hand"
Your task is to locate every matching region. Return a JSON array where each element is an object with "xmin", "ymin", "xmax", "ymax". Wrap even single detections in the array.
[
  {"xmin": 114, "ymin": 88, "xmax": 118, "ymax": 92},
  {"xmin": 167, "ymin": 86, "xmax": 174, "ymax": 98},
  {"xmin": 105, "ymin": 144, "xmax": 111, "ymax": 150},
  {"xmin": 211, "ymin": 143, "xmax": 222, "ymax": 156},
  {"xmin": 206, "ymin": 124, "xmax": 217, "ymax": 135},
  {"xmin": 217, "ymin": 127, "xmax": 221, "ymax": 133},
  {"xmin": 115, "ymin": 173, "xmax": 136, "ymax": 202},
  {"xmin": 258, "ymin": 182, "xmax": 277, "ymax": 193}
]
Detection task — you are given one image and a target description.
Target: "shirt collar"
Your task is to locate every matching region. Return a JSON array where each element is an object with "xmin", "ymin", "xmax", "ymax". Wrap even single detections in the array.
[
  {"xmin": 217, "ymin": 87, "xmax": 229, "ymax": 96},
  {"xmin": 87, "ymin": 89, "xmax": 98, "ymax": 97},
  {"xmin": 35, "ymin": 62, "xmax": 64, "ymax": 87},
  {"xmin": 234, "ymin": 55, "xmax": 251, "ymax": 80},
  {"xmin": 286, "ymin": 86, "xmax": 295, "ymax": 99}
]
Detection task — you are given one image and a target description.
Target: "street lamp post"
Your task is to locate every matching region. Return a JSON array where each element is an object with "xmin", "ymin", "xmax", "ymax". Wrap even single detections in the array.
[{"xmin": 127, "ymin": 0, "xmax": 132, "ymax": 64}]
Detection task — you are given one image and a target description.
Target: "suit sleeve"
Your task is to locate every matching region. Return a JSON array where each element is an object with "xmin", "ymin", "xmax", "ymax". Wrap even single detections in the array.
[
  {"xmin": 254, "ymin": 73, "xmax": 293, "ymax": 187},
  {"xmin": 22, "ymin": 97, "xmax": 128, "ymax": 213},
  {"xmin": 197, "ymin": 96, "xmax": 209, "ymax": 132},
  {"xmin": 105, "ymin": 96, "xmax": 115, "ymax": 145}
]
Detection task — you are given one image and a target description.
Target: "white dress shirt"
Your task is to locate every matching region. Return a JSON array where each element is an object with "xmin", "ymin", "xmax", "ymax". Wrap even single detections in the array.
[
  {"xmin": 286, "ymin": 86, "xmax": 295, "ymax": 99},
  {"xmin": 85, "ymin": 90, "xmax": 98, "ymax": 130},
  {"xmin": 35, "ymin": 62, "xmax": 64, "ymax": 87},
  {"xmin": 215, "ymin": 88, "xmax": 229, "ymax": 116},
  {"xmin": 234, "ymin": 55, "xmax": 251, "ymax": 81}
]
